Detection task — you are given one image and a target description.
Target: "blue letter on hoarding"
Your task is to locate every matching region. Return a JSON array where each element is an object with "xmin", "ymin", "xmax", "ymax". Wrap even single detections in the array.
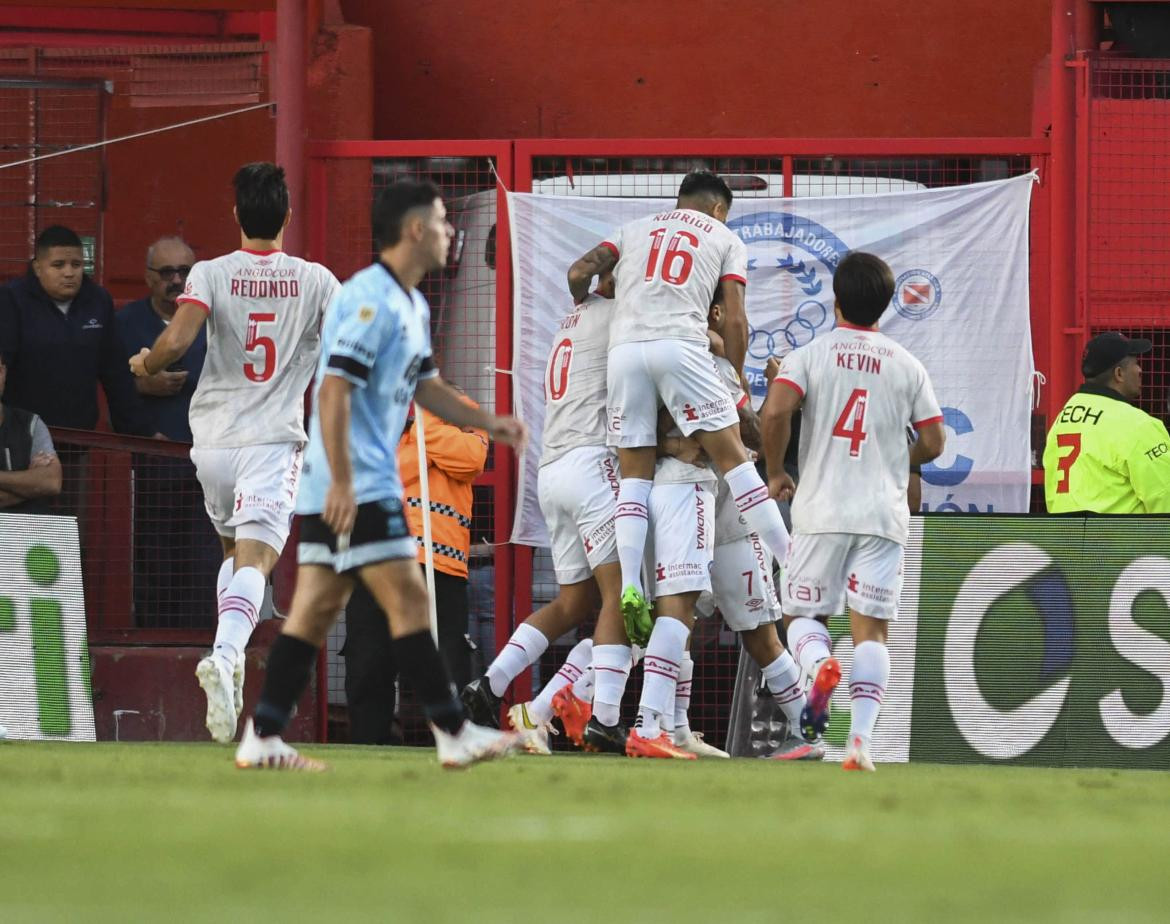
[{"xmin": 922, "ymin": 406, "xmax": 975, "ymax": 487}]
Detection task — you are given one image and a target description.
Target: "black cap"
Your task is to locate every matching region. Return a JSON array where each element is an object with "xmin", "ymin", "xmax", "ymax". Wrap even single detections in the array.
[{"xmin": 1082, "ymin": 332, "xmax": 1152, "ymax": 377}]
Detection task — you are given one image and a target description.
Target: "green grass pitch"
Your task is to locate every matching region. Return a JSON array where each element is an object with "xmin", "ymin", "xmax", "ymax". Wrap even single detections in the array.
[{"xmin": 3, "ymin": 742, "xmax": 1168, "ymax": 923}]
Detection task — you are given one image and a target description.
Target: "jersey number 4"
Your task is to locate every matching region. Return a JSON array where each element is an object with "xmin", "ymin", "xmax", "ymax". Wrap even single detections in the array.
[
  {"xmin": 1053, "ymin": 432, "xmax": 1081, "ymax": 494},
  {"xmin": 645, "ymin": 229, "xmax": 698, "ymax": 285},
  {"xmin": 244, "ymin": 311, "xmax": 277, "ymax": 383},
  {"xmin": 832, "ymin": 388, "xmax": 869, "ymax": 458}
]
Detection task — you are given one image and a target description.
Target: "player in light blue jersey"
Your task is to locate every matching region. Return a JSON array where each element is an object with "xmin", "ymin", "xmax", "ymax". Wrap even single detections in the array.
[{"xmin": 234, "ymin": 181, "xmax": 528, "ymax": 771}]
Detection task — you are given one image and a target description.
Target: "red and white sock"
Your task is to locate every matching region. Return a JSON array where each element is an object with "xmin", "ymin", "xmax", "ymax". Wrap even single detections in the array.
[
  {"xmin": 761, "ymin": 649, "xmax": 805, "ymax": 727},
  {"xmin": 214, "ymin": 565, "xmax": 264, "ymax": 666},
  {"xmin": 592, "ymin": 644, "xmax": 631, "ymax": 727},
  {"xmin": 215, "ymin": 556, "xmax": 234, "ymax": 604},
  {"xmin": 636, "ymin": 616, "xmax": 689, "ymax": 737},
  {"xmin": 848, "ymin": 640, "xmax": 890, "ymax": 746},
  {"xmin": 571, "ymin": 664, "xmax": 595, "ymax": 702},
  {"xmin": 786, "ymin": 617, "xmax": 832, "ymax": 677},
  {"xmin": 671, "ymin": 654, "xmax": 694, "ymax": 741},
  {"xmin": 724, "ymin": 461, "xmax": 790, "ymax": 563},
  {"xmin": 485, "ymin": 622, "xmax": 549, "ymax": 698},
  {"xmin": 615, "ymin": 478, "xmax": 652, "ymax": 594},
  {"xmin": 530, "ymin": 638, "xmax": 593, "ymax": 723}
]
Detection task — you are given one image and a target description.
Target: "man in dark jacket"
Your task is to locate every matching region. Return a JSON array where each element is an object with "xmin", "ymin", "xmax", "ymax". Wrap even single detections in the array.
[{"xmin": 0, "ymin": 225, "xmax": 151, "ymax": 436}]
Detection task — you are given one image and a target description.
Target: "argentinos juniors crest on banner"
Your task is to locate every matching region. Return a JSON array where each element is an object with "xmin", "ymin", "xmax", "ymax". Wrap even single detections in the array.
[{"xmin": 507, "ymin": 174, "xmax": 1036, "ymax": 546}]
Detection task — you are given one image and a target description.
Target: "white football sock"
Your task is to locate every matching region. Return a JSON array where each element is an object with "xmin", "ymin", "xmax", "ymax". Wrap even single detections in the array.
[
  {"xmin": 571, "ymin": 665, "xmax": 595, "ymax": 701},
  {"xmin": 216, "ymin": 556, "xmax": 234, "ymax": 603},
  {"xmin": 214, "ymin": 566, "xmax": 265, "ymax": 666},
  {"xmin": 592, "ymin": 643, "xmax": 632, "ymax": 727},
  {"xmin": 636, "ymin": 616, "xmax": 690, "ymax": 736},
  {"xmin": 761, "ymin": 649, "xmax": 805, "ymax": 727},
  {"xmin": 786, "ymin": 617, "xmax": 833, "ymax": 676},
  {"xmin": 724, "ymin": 461, "xmax": 790, "ymax": 564},
  {"xmin": 849, "ymin": 640, "xmax": 890, "ymax": 746},
  {"xmin": 530, "ymin": 638, "xmax": 592, "ymax": 723},
  {"xmin": 614, "ymin": 478, "xmax": 652, "ymax": 594},
  {"xmin": 671, "ymin": 654, "xmax": 694, "ymax": 741},
  {"xmin": 485, "ymin": 622, "xmax": 549, "ymax": 697}
]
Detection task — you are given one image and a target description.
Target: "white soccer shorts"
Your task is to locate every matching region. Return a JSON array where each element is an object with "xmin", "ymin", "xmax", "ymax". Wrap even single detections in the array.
[
  {"xmin": 649, "ymin": 481, "xmax": 714, "ymax": 598},
  {"xmin": 190, "ymin": 441, "xmax": 303, "ymax": 554},
  {"xmin": 781, "ymin": 532, "xmax": 904, "ymax": 621},
  {"xmin": 606, "ymin": 339, "xmax": 739, "ymax": 448},
  {"xmin": 537, "ymin": 445, "xmax": 620, "ymax": 585},
  {"xmin": 711, "ymin": 532, "xmax": 780, "ymax": 632}
]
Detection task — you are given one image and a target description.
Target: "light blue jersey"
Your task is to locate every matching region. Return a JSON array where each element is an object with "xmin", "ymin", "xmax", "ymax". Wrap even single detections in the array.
[{"xmin": 297, "ymin": 261, "xmax": 438, "ymax": 515}]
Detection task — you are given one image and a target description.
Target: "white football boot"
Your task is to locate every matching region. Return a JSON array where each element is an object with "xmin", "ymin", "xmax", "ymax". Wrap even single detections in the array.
[
  {"xmin": 235, "ymin": 719, "xmax": 326, "ymax": 771},
  {"xmin": 196, "ymin": 655, "xmax": 238, "ymax": 743},
  {"xmin": 506, "ymin": 702, "xmax": 556, "ymax": 755},
  {"xmin": 841, "ymin": 734, "xmax": 876, "ymax": 772},
  {"xmin": 673, "ymin": 730, "xmax": 731, "ymax": 759},
  {"xmin": 432, "ymin": 721, "xmax": 519, "ymax": 769}
]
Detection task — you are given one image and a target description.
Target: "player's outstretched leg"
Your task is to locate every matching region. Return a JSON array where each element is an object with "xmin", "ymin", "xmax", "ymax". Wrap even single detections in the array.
[
  {"xmin": 614, "ymin": 476, "xmax": 653, "ymax": 646},
  {"xmin": 843, "ymin": 639, "xmax": 888, "ymax": 773},
  {"xmin": 784, "ymin": 616, "xmax": 839, "ymax": 740},
  {"xmin": 584, "ymin": 643, "xmax": 631, "ymax": 753},
  {"xmin": 236, "ymin": 633, "xmax": 327, "ymax": 771},
  {"xmin": 670, "ymin": 653, "xmax": 729, "ymax": 758}
]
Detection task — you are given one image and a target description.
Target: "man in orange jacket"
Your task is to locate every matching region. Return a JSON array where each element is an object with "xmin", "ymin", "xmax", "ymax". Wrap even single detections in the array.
[{"xmin": 343, "ymin": 394, "xmax": 488, "ymax": 743}]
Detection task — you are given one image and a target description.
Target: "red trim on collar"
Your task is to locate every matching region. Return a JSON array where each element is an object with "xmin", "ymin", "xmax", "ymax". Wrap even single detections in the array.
[
  {"xmin": 837, "ymin": 321, "xmax": 878, "ymax": 331},
  {"xmin": 240, "ymin": 248, "xmax": 280, "ymax": 256}
]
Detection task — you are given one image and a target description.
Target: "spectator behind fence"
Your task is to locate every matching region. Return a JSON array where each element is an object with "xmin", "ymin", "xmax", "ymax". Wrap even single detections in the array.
[
  {"xmin": 117, "ymin": 236, "xmax": 219, "ymax": 626},
  {"xmin": 343, "ymin": 391, "xmax": 488, "ymax": 744},
  {"xmin": 1044, "ymin": 331, "xmax": 1170, "ymax": 513},
  {"xmin": 116, "ymin": 237, "xmax": 204, "ymax": 441},
  {"xmin": 0, "ymin": 354, "xmax": 62, "ymax": 514},
  {"xmin": 0, "ymin": 225, "xmax": 152, "ymax": 436}
]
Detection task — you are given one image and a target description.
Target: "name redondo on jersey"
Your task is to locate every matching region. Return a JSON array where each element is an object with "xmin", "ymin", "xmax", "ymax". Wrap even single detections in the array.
[{"xmin": 230, "ymin": 278, "xmax": 301, "ymax": 298}]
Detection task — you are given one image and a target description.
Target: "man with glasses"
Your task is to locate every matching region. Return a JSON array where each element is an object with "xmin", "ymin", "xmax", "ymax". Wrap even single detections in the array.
[
  {"xmin": 118, "ymin": 237, "xmax": 203, "ymax": 441},
  {"xmin": 118, "ymin": 237, "xmax": 219, "ymax": 627}
]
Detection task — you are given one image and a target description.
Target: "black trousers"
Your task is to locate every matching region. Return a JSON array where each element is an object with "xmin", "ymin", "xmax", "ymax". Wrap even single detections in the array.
[{"xmin": 343, "ymin": 566, "xmax": 471, "ymax": 745}]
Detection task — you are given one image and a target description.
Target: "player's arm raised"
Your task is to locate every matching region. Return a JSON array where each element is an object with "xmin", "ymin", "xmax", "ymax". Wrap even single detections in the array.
[
  {"xmin": 567, "ymin": 243, "xmax": 618, "ymax": 305},
  {"xmin": 129, "ymin": 301, "xmax": 207, "ymax": 377},
  {"xmin": 414, "ymin": 375, "xmax": 528, "ymax": 451}
]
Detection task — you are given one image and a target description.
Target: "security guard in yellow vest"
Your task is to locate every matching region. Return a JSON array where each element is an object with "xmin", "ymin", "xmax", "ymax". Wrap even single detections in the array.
[{"xmin": 1044, "ymin": 332, "xmax": 1170, "ymax": 513}]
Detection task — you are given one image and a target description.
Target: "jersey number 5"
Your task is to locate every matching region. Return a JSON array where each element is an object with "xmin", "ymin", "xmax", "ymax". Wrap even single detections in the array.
[
  {"xmin": 244, "ymin": 312, "xmax": 277, "ymax": 382},
  {"xmin": 832, "ymin": 388, "xmax": 869, "ymax": 458},
  {"xmin": 645, "ymin": 229, "xmax": 698, "ymax": 285},
  {"xmin": 1054, "ymin": 432, "xmax": 1081, "ymax": 494}
]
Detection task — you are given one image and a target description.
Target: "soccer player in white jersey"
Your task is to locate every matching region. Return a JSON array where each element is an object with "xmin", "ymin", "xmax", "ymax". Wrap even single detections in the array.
[
  {"xmin": 567, "ymin": 172, "xmax": 791, "ymax": 650},
  {"xmin": 232, "ymin": 180, "xmax": 527, "ymax": 770},
  {"xmin": 459, "ymin": 273, "xmax": 624, "ymax": 755},
  {"xmin": 130, "ymin": 162, "xmax": 340, "ymax": 744},
  {"xmin": 760, "ymin": 252, "xmax": 945, "ymax": 771}
]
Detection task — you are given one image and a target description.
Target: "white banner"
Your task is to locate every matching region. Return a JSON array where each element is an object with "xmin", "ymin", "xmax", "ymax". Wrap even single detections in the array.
[
  {"xmin": 509, "ymin": 175, "xmax": 1036, "ymax": 546},
  {"xmin": 0, "ymin": 514, "xmax": 96, "ymax": 741}
]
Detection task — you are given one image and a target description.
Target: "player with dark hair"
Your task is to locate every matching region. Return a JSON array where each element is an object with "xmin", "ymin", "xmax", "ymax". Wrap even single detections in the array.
[
  {"xmin": 234, "ymin": 180, "xmax": 527, "ymax": 770},
  {"xmin": 566, "ymin": 171, "xmax": 792, "ymax": 748},
  {"xmin": 131, "ymin": 162, "xmax": 341, "ymax": 744},
  {"xmin": 760, "ymin": 250, "xmax": 945, "ymax": 772}
]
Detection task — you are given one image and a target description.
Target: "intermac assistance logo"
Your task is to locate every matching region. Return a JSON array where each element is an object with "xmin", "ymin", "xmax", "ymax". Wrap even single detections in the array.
[
  {"xmin": 892, "ymin": 268, "xmax": 942, "ymax": 321},
  {"xmin": 728, "ymin": 211, "xmax": 849, "ymax": 392}
]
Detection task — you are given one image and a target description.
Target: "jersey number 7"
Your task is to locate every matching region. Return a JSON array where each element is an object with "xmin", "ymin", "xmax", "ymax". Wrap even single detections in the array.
[
  {"xmin": 1053, "ymin": 432, "xmax": 1081, "ymax": 494},
  {"xmin": 832, "ymin": 388, "xmax": 869, "ymax": 458}
]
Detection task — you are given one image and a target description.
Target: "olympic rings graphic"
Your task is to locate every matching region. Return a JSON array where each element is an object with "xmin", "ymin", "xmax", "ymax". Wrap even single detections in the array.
[{"xmin": 746, "ymin": 300, "xmax": 829, "ymax": 360}]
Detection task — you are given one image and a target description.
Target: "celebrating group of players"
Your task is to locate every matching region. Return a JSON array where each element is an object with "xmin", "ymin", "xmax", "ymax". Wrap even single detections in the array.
[
  {"xmin": 461, "ymin": 172, "xmax": 946, "ymax": 769},
  {"xmin": 132, "ymin": 162, "xmax": 943, "ymax": 771}
]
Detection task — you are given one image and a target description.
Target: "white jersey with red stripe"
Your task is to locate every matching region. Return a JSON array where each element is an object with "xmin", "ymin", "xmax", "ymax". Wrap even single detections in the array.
[
  {"xmin": 179, "ymin": 249, "xmax": 341, "ymax": 449},
  {"xmin": 604, "ymin": 209, "xmax": 747, "ymax": 349},
  {"xmin": 540, "ymin": 292, "xmax": 615, "ymax": 467},
  {"xmin": 774, "ymin": 323, "xmax": 942, "ymax": 546}
]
